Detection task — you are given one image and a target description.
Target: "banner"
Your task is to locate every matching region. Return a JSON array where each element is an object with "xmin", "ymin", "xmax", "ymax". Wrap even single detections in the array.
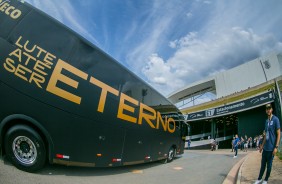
[{"xmin": 187, "ymin": 91, "xmax": 274, "ymax": 121}]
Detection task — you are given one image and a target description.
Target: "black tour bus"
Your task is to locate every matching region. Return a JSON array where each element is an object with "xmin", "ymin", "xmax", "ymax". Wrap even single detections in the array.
[{"xmin": 0, "ymin": 0, "xmax": 188, "ymax": 172}]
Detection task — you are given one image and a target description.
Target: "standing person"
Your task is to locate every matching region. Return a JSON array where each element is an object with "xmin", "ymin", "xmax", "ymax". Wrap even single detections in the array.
[
  {"xmin": 211, "ymin": 138, "xmax": 216, "ymax": 151},
  {"xmin": 187, "ymin": 139, "xmax": 191, "ymax": 150},
  {"xmin": 256, "ymin": 136, "xmax": 260, "ymax": 149},
  {"xmin": 254, "ymin": 137, "xmax": 257, "ymax": 149},
  {"xmin": 244, "ymin": 138, "xmax": 248, "ymax": 152},
  {"xmin": 240, "ymin": 137, "xmax": 245, "ymax": 151},
  {"xmin": 233, "ymin": 134, "xmax": 240, "ymax": 158},
  {"xmin": 254, "ymin": 104, "xmax": 281, "ymax": 184},
  {"xmin": 250, "ymin": 137, "xmax": 253, "ymax": 149},
  {"xmin": 231, "ymin": 137, "xmax": 235, "ymax": 152}
]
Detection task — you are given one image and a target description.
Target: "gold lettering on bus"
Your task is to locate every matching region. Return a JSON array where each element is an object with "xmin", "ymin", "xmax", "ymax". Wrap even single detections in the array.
[
  {"xmin": 2, "ymin": 35, "xmax": 177, "ymax": 133},
  {"xmin": 9, "ymin": 48, "xmax": 22, "ymax": 62},
  {"xmin": 22, "ymin": 52, "xmax": 36, "ymax": 66},
  {"xmin": 46, "ymin": 59, "xmax": 88, "ymax": 104},
  {"xmin": 0, "ymin": 1, "xmax": 22, "ymax": 19},
  {"xmin": 4, "ymin": 36, "xmax": 55, "ymax": 88},
  {"xmin": 89, "ymin": 76, "xmax": 119, "ymax": 113},
  {"xmin": 138, "ymin": 103, "xmax": 156, "ymax": 129},
  {"xmin": 14, "ymin": 64, "xmax": 31, "ymax": 81},
  {"xmin": 4, "ymin": 58, "xmax": 16, "ymax": 72},
  {"xmin": 156, "ymin": 112, "xmax": 167, "ymax": 131},
  {"xmin": 117, "ymin": 93, "xmax": 138, "ymax": 123},
  {"xmin": 167, "ymin": 118, "xmax": 176, "ymax": 133},
  {"xmin": 29, "ymin": 72, "xmax": 45, "ymax": 88}
]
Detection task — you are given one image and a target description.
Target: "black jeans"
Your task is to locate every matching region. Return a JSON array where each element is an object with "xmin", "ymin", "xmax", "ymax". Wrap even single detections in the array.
[
  {"xmin": 258, "ymin": 150, "xmax": 274, "ymax": 181},
  {"xmin": 234, "ymin": 147, "xmax": 238, "ymax": 156}
]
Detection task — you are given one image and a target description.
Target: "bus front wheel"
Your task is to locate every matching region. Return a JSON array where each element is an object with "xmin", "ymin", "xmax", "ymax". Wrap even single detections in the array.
[{"xmin": 4, "ymin": 125, "xmax": 46, "ymax": 172}]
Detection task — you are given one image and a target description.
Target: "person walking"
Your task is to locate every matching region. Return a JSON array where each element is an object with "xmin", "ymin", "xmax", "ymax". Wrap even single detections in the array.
[
  {"xmin": 233, "ymin": 134, "xmax": 240, "ymax": 158},
  {"xmin": 254, "ymin": 104, "xmax": 281, "ymax": 184}
]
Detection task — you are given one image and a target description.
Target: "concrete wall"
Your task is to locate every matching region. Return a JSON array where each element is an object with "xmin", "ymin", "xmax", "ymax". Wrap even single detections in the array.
[
  {"xmin": 262, "ymin": 53, "xmax": 282, "ymax": 81},
  {"xmin": 215, "ymin": 53, "xmax": 282, "ymax": 98}
]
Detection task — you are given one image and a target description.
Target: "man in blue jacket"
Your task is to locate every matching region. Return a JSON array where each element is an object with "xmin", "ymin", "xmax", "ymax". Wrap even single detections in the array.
[
  {"xmin": 254, "ymin": 104, "xmax": 281, "ymax": 184},
  {"xmin": 233, "ymin": 134, "xmax": 240, "ymax": 158}
]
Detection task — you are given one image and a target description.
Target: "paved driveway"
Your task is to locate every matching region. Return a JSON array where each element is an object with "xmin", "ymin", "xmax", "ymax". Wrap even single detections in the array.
[{"xmin": 0, "ymin": 149, "xmax": 248, "ymax": 184}]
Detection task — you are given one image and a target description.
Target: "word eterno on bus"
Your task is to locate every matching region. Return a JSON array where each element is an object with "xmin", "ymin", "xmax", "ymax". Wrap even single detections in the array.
[{"xmin": 3, "ymin": 35, "xmax": 176, "ymax": 133}]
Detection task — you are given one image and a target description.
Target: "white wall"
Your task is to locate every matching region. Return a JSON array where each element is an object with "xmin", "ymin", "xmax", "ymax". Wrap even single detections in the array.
[
  {"xmin": 279, "ymin": 54, "xmax": 282, "ymax": 73},
  {"xmin": 262, "ymin": 53, "xmax": 281, "ymax": 81},
  {"xmin": 215, "ymin": 53, "xmax": 282, "ymax": 98}
]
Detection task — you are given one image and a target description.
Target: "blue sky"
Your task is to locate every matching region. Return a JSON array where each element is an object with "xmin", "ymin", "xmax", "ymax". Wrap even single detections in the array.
[{"xmin": 25, "ymin": 0, "xmax": 282, "ymax": 100}]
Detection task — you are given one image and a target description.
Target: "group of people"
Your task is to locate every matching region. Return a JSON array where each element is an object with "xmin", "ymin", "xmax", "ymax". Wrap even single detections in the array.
[
  {"xmin": 232, "ymin": 104, "xmax": 280, "ymax": 184},
  {"xmin": 187, "ymin": 104, "xmax": 280, "ymax": 184},
  {"xmin": 231, "ymin": 135, "xmax": 264, "ymax": 152}
]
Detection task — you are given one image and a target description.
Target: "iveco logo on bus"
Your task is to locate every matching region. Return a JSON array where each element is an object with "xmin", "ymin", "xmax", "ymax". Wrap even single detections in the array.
[{"xmin": 0, "ymin": 0, "xmax": 23, "ymax": 19}]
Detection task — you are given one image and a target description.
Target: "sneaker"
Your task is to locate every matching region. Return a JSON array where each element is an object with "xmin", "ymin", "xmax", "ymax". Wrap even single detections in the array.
[
  {"xmin": 262, "ymin": 181, "xmax": 267, "ymax": 184},
  {"xmin": 254, "ymin": 179, "xmax": 262, "ymax": 184},
  {"xmin": 233, "ymin": 156, "xmax": 237, "ymax": 158}
]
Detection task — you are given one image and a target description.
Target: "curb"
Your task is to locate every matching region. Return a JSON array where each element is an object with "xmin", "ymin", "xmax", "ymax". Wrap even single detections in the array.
[
  {"xmin": 222, "ymin": 154, "xmax": 248, "ymax": 184},
  {"xmin": 236, "ymin": 155, "xmax": 249, "ymax": 184}
]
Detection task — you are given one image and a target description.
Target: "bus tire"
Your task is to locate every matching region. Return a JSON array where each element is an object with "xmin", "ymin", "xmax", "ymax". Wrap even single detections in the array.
[
  {"xmin": 163, "ymin": 147, "xmax": 175, "ymax": 164},
  {"xmin": 4, "ymin": 124, "xmax": 46, "ymax": 172}
]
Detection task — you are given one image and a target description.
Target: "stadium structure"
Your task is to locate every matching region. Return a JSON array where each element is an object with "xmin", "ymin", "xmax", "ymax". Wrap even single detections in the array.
[{"xmin": 168, "ymin": 52, "xmax": 282, "ymax": 149}]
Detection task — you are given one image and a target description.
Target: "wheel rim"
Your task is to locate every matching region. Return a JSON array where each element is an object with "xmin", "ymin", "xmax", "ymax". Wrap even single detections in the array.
[
  {"xmin": 12, "ymin": 136, "xmax": 37, "ymax": 165},
  {"xmin": 168, "ymin": 149, "xmax": 174, "ymax": 160}
]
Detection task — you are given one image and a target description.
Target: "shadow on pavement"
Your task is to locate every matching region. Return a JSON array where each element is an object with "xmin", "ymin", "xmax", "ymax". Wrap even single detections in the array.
[
  {"xmin": 1, "ymin": 154, "xmax": 183, "ymax": 177},
  {"xmin": 38, "ymin": 162, "xmax": 162, "ymax": 177}
]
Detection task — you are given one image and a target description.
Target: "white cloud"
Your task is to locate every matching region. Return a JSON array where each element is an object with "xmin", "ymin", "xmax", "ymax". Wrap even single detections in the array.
[
  {"xmin": 142, "ymin": 27, "xmax": 282, "ymax": 96},
  {"xmin": 195, "ymin": 0, "xmax": 211, "ymax": 4},
  {"xmin": 169, "ymin": 41, "xmax": 177, "ymax": 49},
  {"xmin": 186, "ymin": 12, "xmax": 193, "ymax": 18},
  {"xmin": 203, "ymin": 1, "xmax": 211, "ymax": 4},
  {"xmin": 142, "ymin": 54, "xmax": 170, "ymax": 85},
  {"xmin": 126, "ymin": 17, "xmax": 175, "ymax": 71},
  {"xmin": 124, "ymin": 1, "xmax": 181, "ymax": 72},
  {"xmin": 136, "ymin": 1, "xmax": 282, "ymax": 97},
  {"xmin": 25, "ymin": 0, "xmax": 282, "ymax": 98},
  {"xmin": 169, "ymin": 32, "xmax": 199, "ymax": 49}
]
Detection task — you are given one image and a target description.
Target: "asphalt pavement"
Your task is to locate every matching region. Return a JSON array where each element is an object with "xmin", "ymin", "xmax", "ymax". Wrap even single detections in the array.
[{"xmin": 0, "ymin": 149, "xmax": 247, "ymax": 184}]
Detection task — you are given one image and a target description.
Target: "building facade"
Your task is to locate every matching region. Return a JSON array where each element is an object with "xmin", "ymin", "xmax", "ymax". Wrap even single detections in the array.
[{"xmin": 168, "ymin": 53, "xmax": 282, "ymax": 149}]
